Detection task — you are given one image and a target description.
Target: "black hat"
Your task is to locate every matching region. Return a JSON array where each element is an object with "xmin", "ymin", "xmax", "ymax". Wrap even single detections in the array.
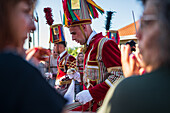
[{"xmin": 57, "ymin": 41, "xmax": 67, "ymax": 47}]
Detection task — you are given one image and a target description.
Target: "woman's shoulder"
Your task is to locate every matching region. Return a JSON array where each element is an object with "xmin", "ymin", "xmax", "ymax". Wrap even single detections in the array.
[
  {"xmin": 0, "ymin": 52, "xmax": 25, "ymax": 65},
  {"xmin": 0, "ymin": 52, "xmax": 40, "ymax": 74},
  {"xmin": 114, "ymin": 75, "xmax": 144, "ymax": 92}
]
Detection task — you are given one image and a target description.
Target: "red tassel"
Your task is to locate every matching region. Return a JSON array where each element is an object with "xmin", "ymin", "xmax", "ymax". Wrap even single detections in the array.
[
  {"xmin": 91, "ymin": 5, "xmax": 98, "ymax": 18},
  {"xmin": 63, "ymin": 0, "xmax": 71, "ymax": 22},
  {"xmin": 58, "ymin": 26, "xmax": 62, "ymax": 41},
  {"xmin": 44, "ymin": 7, "xmax": 54, "ymax": 26}
]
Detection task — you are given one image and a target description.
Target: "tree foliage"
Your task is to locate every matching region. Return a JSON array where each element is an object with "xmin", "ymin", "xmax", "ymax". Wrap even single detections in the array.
[{"xmin": 67, "ymin": 47, "xmax": 78, "ymax": 57}]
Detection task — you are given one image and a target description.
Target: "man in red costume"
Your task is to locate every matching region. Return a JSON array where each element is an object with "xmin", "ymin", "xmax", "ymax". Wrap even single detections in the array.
[
  {"xmin": 62, "ymin": 0, "xmax": 123, "ymax": 111},
  {"xmin": 54, "ymin": 41, "xmax": 77, "ymax": 95},
  {"xmin": 50, "ymin": 24, "xmax": 80, "ymax": 99}
]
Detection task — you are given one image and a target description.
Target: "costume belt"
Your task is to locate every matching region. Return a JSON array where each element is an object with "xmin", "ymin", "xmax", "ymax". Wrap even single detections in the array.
[{"xmin": 59, "ymin": 79, "xmax": 72, "ymax": 85}]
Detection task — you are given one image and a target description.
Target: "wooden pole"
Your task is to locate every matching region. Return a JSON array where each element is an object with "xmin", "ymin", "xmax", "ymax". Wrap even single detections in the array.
[
  {"xmin": 48, "ymin": 41, "xmax": 51, "ymax": 73},
  {"xmin": 36, "ymin": 11, "xmax": 40, "ymax": 47}
]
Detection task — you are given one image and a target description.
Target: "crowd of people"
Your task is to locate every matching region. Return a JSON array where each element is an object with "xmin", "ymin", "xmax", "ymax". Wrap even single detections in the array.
[{"xmin": 0, "ymin": 0, "xmax": 170, "ymax": 113}]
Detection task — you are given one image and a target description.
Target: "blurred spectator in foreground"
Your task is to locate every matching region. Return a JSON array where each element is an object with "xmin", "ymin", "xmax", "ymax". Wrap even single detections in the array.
[
  {"xmin": 98, "ymin": 0, "xmax": 170, "ymax": 113},
  {"xmin": 0, "ymin": 0, "xmax": 66, "ymax": 112}
]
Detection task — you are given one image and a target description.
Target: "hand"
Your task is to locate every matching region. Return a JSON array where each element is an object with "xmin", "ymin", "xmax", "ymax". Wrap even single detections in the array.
[
  {"xmin": 44, "ymin": 72, "xmax": 53, "ymax": 78},
  {"xmin": 76, "ymin": 90, "xmax": 93, "ymax": 105},
  {"xmin": 68, "ymin": 71, "xmax": 81, "ymax": 82},
  {"xmin": 55, "ymin": 76, "xmax": 67, "ymax": 86},
  {"xmin": 25, "ymin": 47, "xmax": 51, "ymax": 64},
  {"xmin": 121, "ymin": 45, "xmax": 140, "ymax": 78},
  {"xmin": 135, "ymin": 52, "xmax": 146, "ymax": 75}
]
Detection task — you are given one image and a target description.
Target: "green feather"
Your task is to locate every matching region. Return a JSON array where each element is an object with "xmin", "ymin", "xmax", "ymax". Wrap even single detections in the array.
[
  {"xmin": 96, "ymin": 7, "xmax": 104, "ymax": 14},
  {"xmin": 89, "ymin": 4, "xmax": 94, "ymax": 18}
]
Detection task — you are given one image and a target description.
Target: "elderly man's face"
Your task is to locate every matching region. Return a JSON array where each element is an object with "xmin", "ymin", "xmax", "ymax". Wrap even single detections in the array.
[{"xmin": 137, "ymin": 0, "xmax": 160, "ymax": 66}]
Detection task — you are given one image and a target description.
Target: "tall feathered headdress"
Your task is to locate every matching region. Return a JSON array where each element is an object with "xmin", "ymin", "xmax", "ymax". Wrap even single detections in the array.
[
  {"xmin": 43, "ymin": 8, "xmax": 66, "ymax": 45},
  {"xmin": 105, "ymin": 11, "xmax": 120, "ymax": 45},
  {"xmin": 105, "ymin": 11, "xmax": 116, "ymax": 31},
  {"xmin": 50, "ymin": 24, "xmax": 66, "ymax": 46},
  {"xmin": 44, "ymin": 7, "xmax": 54, "ymax": 26},
  {"xmin": 62, "ymin": 0, "xmax": 104, "ymax": 27}
]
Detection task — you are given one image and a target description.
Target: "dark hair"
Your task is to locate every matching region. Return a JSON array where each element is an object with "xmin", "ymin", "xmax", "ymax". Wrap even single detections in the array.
[
  {"xmin": 141, "ymin": 0, "xmax": 146, "ymax": 5},
  {"xmin": 57, "ymin": 41, "xmax": 67, "ymax": 47},
  {"xmin": 78, "ymin": 52, "xmax": 83, "ymax": 57},
  {"xmin": 0, "ymin": 0, "xmax": 36, "ymax": 51}
]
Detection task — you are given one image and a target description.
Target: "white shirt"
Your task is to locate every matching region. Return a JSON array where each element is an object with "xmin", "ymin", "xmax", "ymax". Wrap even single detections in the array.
[
  {"xmin": 86, "ymin": 30, "xmax": 97, "ymax": 46},
  {"xmin": 50, "ymin": 55, "xmax": 58, "ymax": 73}
]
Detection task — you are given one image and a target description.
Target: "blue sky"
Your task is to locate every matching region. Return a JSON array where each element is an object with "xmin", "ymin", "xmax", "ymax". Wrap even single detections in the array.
[{"xmin": 24, "ymin": 0, "xmax": 143, "ymax": 49}]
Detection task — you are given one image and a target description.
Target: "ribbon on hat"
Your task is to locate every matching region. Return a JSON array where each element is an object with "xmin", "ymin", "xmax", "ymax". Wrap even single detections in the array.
[{"xmin": 62, "ymin": 0, "xmax": 104, "ymax": 27}]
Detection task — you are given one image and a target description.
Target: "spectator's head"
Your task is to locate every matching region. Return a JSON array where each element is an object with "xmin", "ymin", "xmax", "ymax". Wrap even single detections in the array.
[
  {"xmin": 0, "ymin": 0, "xmax": 36, "ymax": 52},
  {"xmin": 136, "ymin": 0, "xmax": 170, "ymax": 70},
  {"xmin": 77, "ymin": 52, "xmax": 84, "ymax": 63},
  {"xmin": 52, "ymin": 47, "xmax": 58, "ymax": 59}
]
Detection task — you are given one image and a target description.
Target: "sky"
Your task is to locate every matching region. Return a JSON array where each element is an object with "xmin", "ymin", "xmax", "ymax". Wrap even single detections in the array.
[{"xmin": 24, "ymin": 0, "xmax": 143, "ymax": 49}]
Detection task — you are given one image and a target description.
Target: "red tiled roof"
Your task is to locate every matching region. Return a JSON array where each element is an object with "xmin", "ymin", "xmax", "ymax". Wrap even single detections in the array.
[{"xmin": 118, "ymin": 20, "xmax": 139, "ymax": 36}]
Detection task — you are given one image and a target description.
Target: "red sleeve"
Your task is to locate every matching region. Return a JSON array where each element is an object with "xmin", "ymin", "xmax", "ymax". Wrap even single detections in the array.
[
  {"xmin": 72, "ymin": 82, "xmax": 109, "ymax": 111},
  {"xmin": 102, "ymin": 40, "xmax": 121, "ymax": 68},
  {"xmin": 89, "ymin": 82, "xmax": 110, "ymax": 102},
  {"xmin": 67, "ymin": 55, "xmax": 76, "ymax": 69},
  {"xmin": 69, "ymin": 55, "xmax": 76, "ymax": 61}
]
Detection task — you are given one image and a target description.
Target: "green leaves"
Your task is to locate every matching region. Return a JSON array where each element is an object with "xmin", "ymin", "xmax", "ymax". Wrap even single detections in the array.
[{"xmin": 68, "ymin": 47, "xmax": 78, "ymax": 57}]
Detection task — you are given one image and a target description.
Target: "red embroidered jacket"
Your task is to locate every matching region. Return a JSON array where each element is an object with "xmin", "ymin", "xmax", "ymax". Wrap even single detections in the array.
[
  {"xmin": 73, "ymin": 33, "xmax": 122, "ymax": 111},
  {"xmin": 55, "ymin": 51, "xmax": 77, "ymax": 95}
]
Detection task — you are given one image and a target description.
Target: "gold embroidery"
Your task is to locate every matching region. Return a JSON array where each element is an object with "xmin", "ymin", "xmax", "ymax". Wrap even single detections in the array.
[{"xmin": 107, "ymin": 66, "xmax": 122, "ymax": 73}]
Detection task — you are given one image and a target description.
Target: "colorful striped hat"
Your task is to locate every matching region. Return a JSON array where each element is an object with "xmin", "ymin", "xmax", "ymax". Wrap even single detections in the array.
[
  {"xmin": 106, "ymin": 30, "xmax": 120, "ymax": 45},
  {"xmin": 50, "ymin": 24, "xmax": 66, "ymax": 46},
  {"xmin": 62, "ymin": 0, "xmax": 104, "ymax": 27}
]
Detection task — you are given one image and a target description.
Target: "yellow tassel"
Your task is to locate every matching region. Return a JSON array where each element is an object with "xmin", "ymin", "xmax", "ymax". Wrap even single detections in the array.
[{"xmin": 64, "ymin": 13, "xmax": 68, "ymax": 26}]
